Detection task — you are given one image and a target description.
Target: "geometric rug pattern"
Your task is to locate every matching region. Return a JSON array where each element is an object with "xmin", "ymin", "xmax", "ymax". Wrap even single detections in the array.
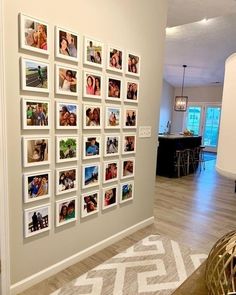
[{"xmin": 51, "ymin": 235, "xmax": 207, "ymax": 295}]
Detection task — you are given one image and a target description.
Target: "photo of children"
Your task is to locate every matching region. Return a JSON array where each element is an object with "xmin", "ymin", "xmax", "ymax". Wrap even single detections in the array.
[
  {"xmin": 81, "ymin": 192, "xmax": 99, "ymax": 217},
  {"xmin": 84, "ymin": 136, "xmax": 100, "ymax": 159},
  {"xmin": 56, "ymin": 27, "xmax": 78, "ymax": 60},
  {"xmin": 107, "ymin": 47, "xmax": 123, "ymax": 72},
  {"xmin": 57, "ymin": 168, "xmax": 77, "ymax": 195},
  {"xmin": 105, "ymin": 136, "xmax": 119, "ymax": 156},
  {"xmin": 120, "ymin": 182, "xmax": 134, "ymax": 203},
  {"xmin": 104, "ymin": 161, "xmax": 118, "ymax": 183},
  {"xmin": 127, "ymin": 53, "xmax": 140, "ymax": 76},
  {"xmin": 57, "ymin": 66, "xmax": 77, "ymax": 95},
  {"xmin": 125, "ymin": 81, "xmax": 139, "ymax": 103},
  {"xmin": 122, "ymin": 159, "xmax": 135, "ymax": 179},
  {"xmin": 56, "ymin": 197, "xmax": 77, "ymax": 227},
  {"xmin": 102, "ymin": 186, "xmax": 117, "ymax": 210},
  {"xmin": 107, "ymin": 77, "xmax": 122, "ymax": 100},
  {"xmin": 83, "ymin": 164, "xmax": 100, "ymax": 188},
  {"xmin": 84, "ymin": 37, "xmax": 103, "ymax": 67},
  {"xmin": 24, "ymin": 137, "xmax": 49, "ymax": 167},
  {"xmin": 23, "ymin": 99, "xmax": 49, "ymax": 129},
  {"xmin": 57, "ymin": 137, "xmax": 77, "ymax": 163},
  {"xmin": 84, "ymin": 72, "xmax": 102, "ymax": 98},
  {"xmin": 105, "ymin": 107, "xmax": 121, "ymax": 128},
  {"xmin": 124, "ymin": 109, "xmax": 137, "ymax": 128},
  {"xmin": 57, "ymin": 102, "xmax": 78, "ymax": 128},
  {"xmin": 84, "ymin": 105, "xmax": 101, "ymax": 128},
  {"xmin": 25, "ymin": 172, "xmax": 50, "ymax": 202},
  {"xmin": 123, "ymin": 135, "xmax": 136, "ymax": 154}
]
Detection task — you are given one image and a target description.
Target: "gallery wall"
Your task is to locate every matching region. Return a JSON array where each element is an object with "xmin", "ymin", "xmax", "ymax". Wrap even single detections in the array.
[{"xmin": 4, "ymin": 0, "xmax": 167, "ymax": 285}]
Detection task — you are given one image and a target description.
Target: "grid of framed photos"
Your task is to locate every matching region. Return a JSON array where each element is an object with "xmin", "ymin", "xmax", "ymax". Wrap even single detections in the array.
[{"xmin": 20, "ymin": 13, "xmax": 140, "ymax": 238}]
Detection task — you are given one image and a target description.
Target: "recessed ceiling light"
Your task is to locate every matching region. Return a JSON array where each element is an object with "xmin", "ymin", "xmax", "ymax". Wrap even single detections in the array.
[{"xmin": 201, "ymin": 18, "xmax": 208, "ymax": 23}]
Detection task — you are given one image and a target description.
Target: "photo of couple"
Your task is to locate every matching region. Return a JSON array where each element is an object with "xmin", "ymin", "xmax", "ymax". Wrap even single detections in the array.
[
  {"xmin": 103, "ymin": 187, "xmax": 117, "ymax": 209},
  {"xmin": 58, "ymin": 103, "xmax": 77, "ymax": 128},
  {"xmin": 105, "ymin": 136, "xmax": 119, "ymax": 156},
  {"xmin": 26, "ymin": 138, "xmax": 49, "ymax": 165},
  {"xmin": 104, "ymin": 162, "xmax": 118, "ymax": 182},
  {"xmin": 108, "ymin": 47, "xmax": 123, "ymax": 71},
  {"xmin": 25, "ymin": 205, "xmax": 49, "ymax": 237},
  {"xmin": 84, "ymin": 137, "xmax": 100, "ymax": 158},
  {"xmin": 123, "ymin": 135, "xmax": 136, "ymax": 153},
  {"xmin": 108, "ymin": 78, "xmax": 121, "ymax": 99},
  {"xmin": 127, "ymin": 53, "xmax": 140, "ymax": 75},
  {"xmin": 85, "ymin": 38, "xmax": 103, "ymax": 67},
  {"xmin": 84, "ymin": 106, "xmax": 101, "ymax": 128},
  {"xmin": 121, "ymin": 182, "xmax": 134, "ymax": 203},
  {"xmin": 122, "ymin": 159, "xmax": 135, "ymax": 178},
  {"xmin": 124, "ymin": 109, "xmax": 137, "ymax": 127},
  {"xmin": 82, "ymin": 192, "xmax": 98, "ymax": 217},
  {"xmin": 84, "ymin": 73, "xmax": 101, "ymax": 97},
  {"xmin": 27, "ymin": 173, "xmax": 49, "ymax": 201},
  {"xmin": 58, "ymin": 137, "xmax": 77, "ymax": 162},
  {"xmin": 25, "ymin": 100, "xmax": 49, "ymax": 127},
  {"xmin": 23, "ymin": 59, "xmax": 48, "ymax": 90},
  {"xmin": 57, "ymin": 198, "xmax": 76, "ymax": 225},
  {"xmin": 126, "ymin": 82, "xmax": 138, "ymax": 102},
  {"xmin": 106, "ymin": 107, "xmax": 120, "ymax": 128},
  {"xmin": 58, "ymin": 67, "xmax": 77, "ymax": 94},
  {"xmin": 57, "ymin": 28, "xmax": 78, "ymax": 59},
  {"xmin": 83, "ymin": 165, "xmax": 99, "ymax": 188},
  {"xmin": 58, "ymin": 168, "xmax": 77, "ymax": 194}
]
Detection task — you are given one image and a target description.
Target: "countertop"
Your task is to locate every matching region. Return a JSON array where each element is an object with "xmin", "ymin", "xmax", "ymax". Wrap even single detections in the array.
[{"xmin": 158, "ymin": 134, "xmax": 200, "ymax": 139}]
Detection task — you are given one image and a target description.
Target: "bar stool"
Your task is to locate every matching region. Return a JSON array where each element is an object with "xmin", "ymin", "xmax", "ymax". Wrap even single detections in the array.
[
  {"xmin": 194, "ymin": 145, "xmax": 206, "ymax": 172},
  {"xmin": 184, "ymin": 149, "xmax": 196, "ymax": 174},
  {"xmin": 174, "ymin": 150, "xmax": 186, "ymax": 177}
]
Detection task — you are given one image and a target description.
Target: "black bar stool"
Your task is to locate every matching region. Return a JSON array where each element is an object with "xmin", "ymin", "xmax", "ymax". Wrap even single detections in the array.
[{"xmin": 174, "ymin": 150, "xmax": 186, "ymax": 177}]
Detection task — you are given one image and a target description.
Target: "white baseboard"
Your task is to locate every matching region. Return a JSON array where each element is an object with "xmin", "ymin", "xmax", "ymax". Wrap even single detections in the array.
[{"xmin": 10, "ymin": 216, "xmax": 154, "ymax": 295}]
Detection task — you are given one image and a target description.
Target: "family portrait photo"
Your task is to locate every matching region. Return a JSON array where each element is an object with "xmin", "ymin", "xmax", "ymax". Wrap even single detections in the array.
[
  {"xmin": 124, "ymin": 108, "xmax": 138, "ymax": 128},
  {"xmin": 107, "ymin": 46, "xmax": 123, "ymax": 72},
  {"xmin": 126, "ymin": 53, "xmax": 140, "ymax": 77},
  {"xmin": 56, "ymin": 26, "xmax": 78, "ymax": 61},
  {"xmin": 20, "ymin": 14, "xmax": 49, "ymax": 54},
  {"xmin": 104, "ymin": 135, "xmax": 120, "ymax": 157},
  {"xmin": 120, "ymin": 181, "xmax": 134, "ymax": 203},
  {"xmin": 105, "ymin": 106, "xmax": 121, "ymax": 128},
  {"xmin": 83, "ymin": 71, "xmax": 102, "ymax": 99},
  {"xmin": 24, "ymin": 171, "xmax": 51, "ymax": 203},
  {"xmin": 121, "ymin": 159, "xmax": 135, "ymax": 179},
  {"xmin": 22, "ymin": 98, "xmax": 50, "ymax": 129},
  {"xmin": 102, "ymin": 186, "xmax": 117, "ymax": 210},
  {"xmin": 21, "ymin": 58, "xmax": 49, "ymax": 93},
  {"xmin": 56, "ymin": 102, "xmax": 78, "ymax": 129},
  {"xmin": 123, "ymin": 134, "xmax": 136, "ymax": 154},
  {"xmin": 23, "ymin": 137, "xmax": 50, "ymax": 167},
  {"xmin": 56, "ymin": 65, "xmax": 78, "ymax": 96},
  {"xmin": 56, "ymin": 167, "xmax": 77, "ymax": 195},
  {"xmin": 56, "ymin": 136, "xmax": 78, "ymax": 163},
  {"xmin": 24, "ymin": 204, "xmax": 50, "ymax": 238},
  {"xmin": 83, "ymin": 136, "xmax": 100, "ymax": 159},
  {"xmin": 125, "ymin": 80, "xmax": 139, "ymax": 103},
  {"xmin": 84, "ymin": 36, "xmax": 103, "ymax": 68},
  {"xmin": 82, "ymin": 164, "xmax": 100, "ymax": 189},
  {"xmin": 81, "ymin": 191, "xmax": 99, "ymax": 218},
  {"xmin": 56, "ymin": 197, "xmax": 77, "ymax": 227},
  {"xmin": 83, "ymin": 104, "xmax": 102, "ymax": 129},
  {"xmin": 107, "ymin": 76, "xmax": 122, "ymax": 101},
  {"xmin": 103, "ymin": 161, "xmax": 118, "ymax": 184}
]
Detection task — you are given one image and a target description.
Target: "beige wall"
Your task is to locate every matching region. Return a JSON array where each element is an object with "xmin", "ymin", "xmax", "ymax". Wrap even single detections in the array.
[{"xmin": 4, "ymin": 0, "xmax": 167, "ymax": 284}]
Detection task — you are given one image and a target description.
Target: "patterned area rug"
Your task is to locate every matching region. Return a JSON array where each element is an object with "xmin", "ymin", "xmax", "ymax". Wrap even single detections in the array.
[{"xmin": 51, "ymin": 235, "xmax": 207, "ymax": 295}]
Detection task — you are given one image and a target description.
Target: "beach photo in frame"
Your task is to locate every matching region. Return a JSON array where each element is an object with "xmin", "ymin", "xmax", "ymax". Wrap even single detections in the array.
[
  {"xmin": 102, "ymin": 185, "xmax": 118, "ymax": 210},
  {"xmin": 120, "ymin": 181, "xmax": 134, "ymax": 204},
  {"xmin": 24, "ymin": 204, "xmax": 50, "ymax": 238},
  {"xmin": 106, "ymin": 76, "xmax": 122, "ymax": 102},
  {"xmin": 56, "ymin": 196, "xmax": 77, "ymax": 227},
  {"xmin": 56, "ymin": 136, "xmax": 78, "ymax": 163},
  {"xmin": 105, "ymin": 106, "xmax": 121, "ymax": 129},
  {"xmin": 56, "ymin": 167, "xmax": 78, "ymax": 195},
  {"xmin": 83, "ymin": 104, "xmax": 102, "ymax": 129},
  {"xmin": 82, "ymin": 163, "xmax": 100, "ymax": 189},
  {"xmin": 22, "ymin": 97, "xmax": 50, "ymax": 129},
  {"xmin": 121, "ymin": 158, "xmax": 135, "ymax": 179},
  {"xmin": 83, "ymin": 70, "xmax": 103, "ymax": 99},
  {"xmin": 107, "ymin": 45, "xmax": 123, "ymax": 73},
  {"xmin": 123, "ymin": 107, "xmax": 138, "ymax": 129},
  {"xmin": 126, "ymin": 52, "xmax": 141, "ymax": 77},
  {"xmin": 20, "ymin": 13, "xmax": 49, "ymax": 55},
  {"xmin": 124, "ymin": 79, "xmax": 139, "ymax": 103},
  {"xmin": 23, "ymin": 136, "xmax": 50, "ymax": 167},
  {"xmin": 21, "ymin": 57, "xmax": 49, "ymax": 93},
  {"xmin": 23, "ymin": 170, "xmax": 51, "ymax": 203},
  {"xmin": 103, "ymin": 160, "xmax": 119, "ymax": 184},
  {"xmin": 104, "ymin": 135, "xmax": 120, "ymax": 157},
  {"xmin": 83, "ymin": 135, "xmax": 101, "ymax": 160},
  {"xmin": 56, "ymin": 101, "xmax": 79, "ymax": 129},
  {"xmin": 122, "ymin": 133, "xmax": 136, "ymax": 154},
  {"xmin": 83, "ymin": 36, "xmax": 104, "ymax": 68},
  {"xmin": 55, "ymin": 26, "xmax": 79, "ymax": 62},
  {"xmin": 55, "ymin": 64, "xmax": 78, "ymax": 96},
  {"xmin": 81, "ymin": 190, "xmax": 99, "ymax": 218}
]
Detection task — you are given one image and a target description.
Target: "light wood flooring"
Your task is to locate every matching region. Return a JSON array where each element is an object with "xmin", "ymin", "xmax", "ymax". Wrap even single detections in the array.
[{"xmin": 19, "ymin": 159, "xmax": 236, "ymax": 294}]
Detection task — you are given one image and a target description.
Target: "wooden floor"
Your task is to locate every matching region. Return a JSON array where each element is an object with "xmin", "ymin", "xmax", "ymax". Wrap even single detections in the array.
[{"xmin": 19, "ymin": 159, "xmax": 236, "ymax": 294}]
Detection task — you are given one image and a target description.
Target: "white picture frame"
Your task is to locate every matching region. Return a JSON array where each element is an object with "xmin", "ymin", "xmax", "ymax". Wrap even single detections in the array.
[
  {"xmin": 81, "ymin": 190, "xmax": 99, "ymax": 218},
  {"xmin": 121, "ymin": 158, "xmax": 135, "ymax": 179},
  {"xmin": 104, "ymin": 135, "xmax": 120, "ymax": 157},
  {"xmin": 83, "ymin": 103, "xmax": 102, "ymax": 129},
  {"xmin": 83, "ymin": 36, "xmax": 104, "ymax": 68},
  {"xmin": 102, "ymin": 185, "xmax": 118, "ymax": 210},
  {"xmin": 126, "ymin": 52, "xmax": 141, "ymax": 78},
  {"xmin": 83, "ymin": 135, "xmax": 101, "ymax": 160},
  {"xmin": 83, "ymin": 70, "xmax": 103, "ymax": 99},
  {"xmin": 105, "ymin": 106, "xmax": 121, "ymax": 129},
  {"xmin": 103, "ymin": 160, "xmax": 119, "ymax": 184},
  {"xmin": 122, "ymin": 133, "xmax": 137, "ymax": 155},
  {"xmin": 106, "ymin": 75, "xmax": 123, "ymax": 102},
  {"xmin": 56, "ymin": 136, "xmax": 78, "ymax": 163},
  {"xmin": 123, "ymin": 107, "xmax": 138, "ymax": 129},
  {"xmin": 55, "ymin": 166, "xmax": 78, "ymax": 195},
  {"xmin": 120, "ymin": 181, "xmax": 134, "ymax": 204},
  {"xmin": 124, "ymin": 79, "xmax": 139, "ymax": 103},
  {"xmin": 55, "ymin": 64, "xmax": 79, "ymax": 96},
  {"xmin": 82, "ymin": 163, "xmax": 100, "ymax": 189},
  {"xmin": 56, "ymin": 196, "xmax": 78, "ymax": 227},
  {"xmin": 55, "ymin": 100, "xmax": 79, "ymax": 129},
  {"xmin": 107, "ymin": 45, "xmax": 124, "ymax": 73}
]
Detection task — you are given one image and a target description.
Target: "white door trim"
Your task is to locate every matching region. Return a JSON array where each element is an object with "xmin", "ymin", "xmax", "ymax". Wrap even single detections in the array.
[{"xmin": 0, "ymin": 0, "xmax": 11, "ymax": 293}]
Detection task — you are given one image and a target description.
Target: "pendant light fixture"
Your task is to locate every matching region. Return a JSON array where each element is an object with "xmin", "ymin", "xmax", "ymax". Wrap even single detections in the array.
[{"xmin": 174, "ymin": 65, "xmax": 188, "ymax": 111}]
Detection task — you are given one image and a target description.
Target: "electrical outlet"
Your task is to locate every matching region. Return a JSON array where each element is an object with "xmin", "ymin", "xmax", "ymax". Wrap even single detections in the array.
[{"xmin": 139, "ymin": 126, "xmax": 152, "ymax": 138}]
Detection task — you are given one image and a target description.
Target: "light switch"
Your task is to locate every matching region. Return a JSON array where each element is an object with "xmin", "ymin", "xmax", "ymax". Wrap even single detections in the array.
[{"xmin": 139, "ymin": 126, "xmax": 152, "ymax": 138}]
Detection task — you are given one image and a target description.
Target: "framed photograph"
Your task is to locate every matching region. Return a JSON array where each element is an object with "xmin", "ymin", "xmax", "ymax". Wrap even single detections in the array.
[
  {"xmin": 124, "ymin": 80, "xmax": 139, "ymax": 103},
  {"xmin": 102, "ymin": 186, "xmax": 118, "ymax": 210},
  {"xmin": 123, "ymin": 107, "xmax": 138, "ymax": 129},
  {"xmin": 81, "ymin": 190, "xmax": 99, "ymax": 218},
  {"xmin": 23, "ymin": 136, "xmax": 50, "ymax": 167},
  {"xmin": 21, "ymin": 57, "xmax": 49, "ymax": 93},
  {"xmin": 120, "ymin": 181, "xmax": 134, "ymax": 203},
  {"xmin": 82, "ymin": 163, "xmax": 100, "ymax": 189},
  {"xmin": 83, "ymin": 104, "xmax": 102, "ymax": 129},
  {"xmin": 56, "ymin": 167, "xmax": 77, "ymax": 195},
  {"xmin": 55, "ymin": 64, "xmax": 78, "ymax": 96},
  {"xmin": 56, "ymin": 136, "xmax": 78, "ymax": 163},
  {"xmin": 103, "ymin": 160, "xmax": 119, "ymax": 184},
  {"xmin": 122, "ymin": 134, "xmax": 136, "ymax": 154},
  {"xmin": 55, "ymin": 26, "xmax": 79, "ymax": 62},
  {"xmin": 104, "ymin": 135, "xmax": 120, "ymax": 157},
  {"xmin": 84, "ymin": 36, "xmax": 104, "ymax": 68},
  {"xmin": 56, "ymin": 101, "xmax": 78, "ymax": 129},
  {"xmin": 121, "ymin": 158, "xmax": 135, "ymax": 179},
  {"xmin": 24, "ymin": 204, "xmax": 50, "ymax": 238},
  {"xmin": 105, "ymin": 106, "xmax": 121, "ymax": 129},
  {"xmin": 106, "ymin": 76, "xmax": 122, "ymax": 102},
  {"xmin": 22, "ymin": 97, "xmax": 50, "ymax": 129},
  {"xmin": 20, "ymin": 14, "xmax": 49, "ymax": 55},
  {"xmin": 23, "ymin": 170, "xmax": 51, "ymax": 203},
  {"xmin": 56, "ymin": 196, "xmax": 77, "ymax": 227},
  {"xmin": 83, "ymin": 135, "xmax": 101, "ymax": 159},
  {"xmin": 83, "ymin": 70, "xmax": 103, "ymax": 99},
  {"xmin": 126, "ymin": 52, "xmax": 141, "ymax": 77},
  {"xmin": 107, "ymin": 45, "xmax": 123, "ymax": 73}
]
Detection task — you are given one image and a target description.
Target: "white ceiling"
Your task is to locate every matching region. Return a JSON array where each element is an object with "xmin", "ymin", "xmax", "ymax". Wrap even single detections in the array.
[{"xmin": 164, "ymin": 0, "xmax": 236, "ymax": 87}]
